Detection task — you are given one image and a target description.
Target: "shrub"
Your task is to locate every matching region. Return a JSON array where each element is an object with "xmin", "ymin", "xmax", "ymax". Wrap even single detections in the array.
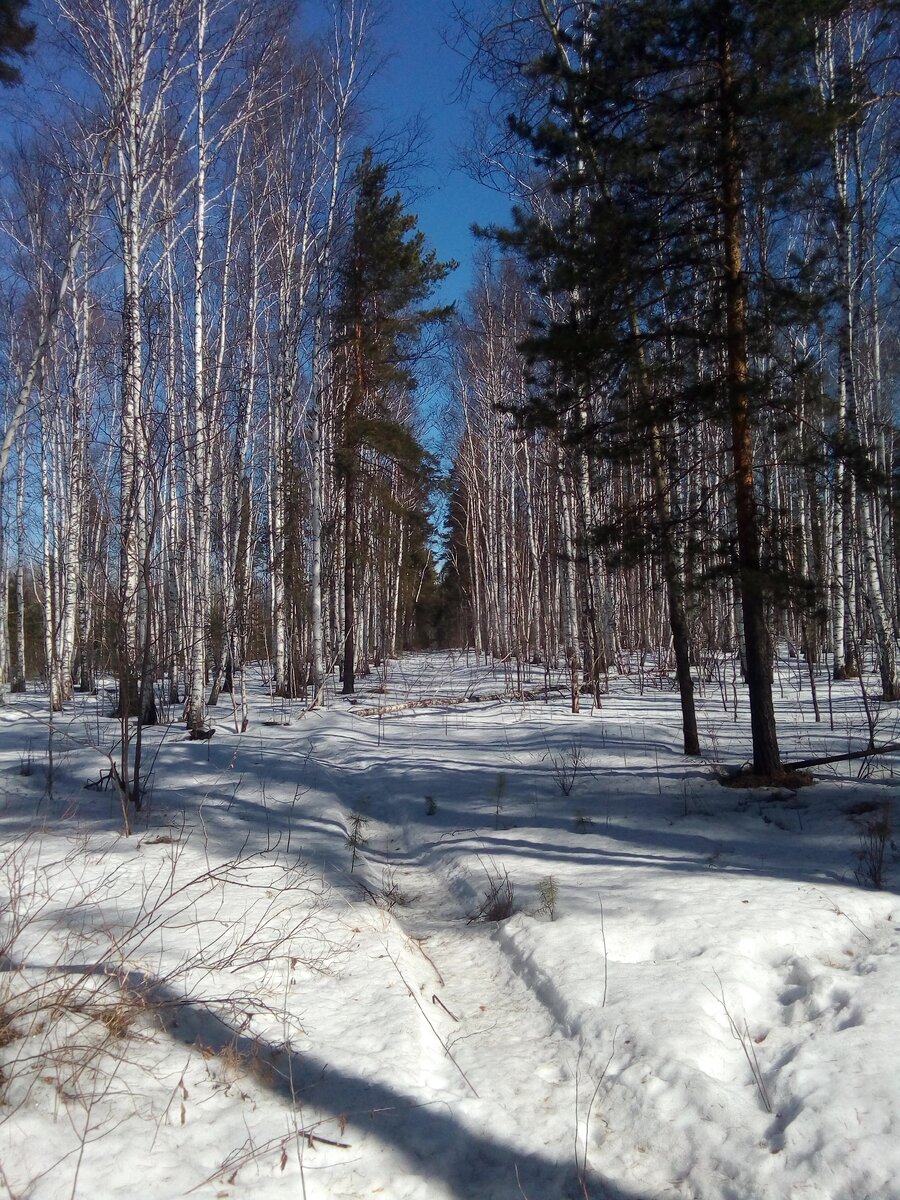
[
  {"xmin": 546, "ymin": 737, "xmax": 585, "ymax": 797},
  {"xmin": 855, "ymin": 804, "xmax": 892, "ymax": 889},
  {"xmin": 468, "ymin": 860, "xmax": 515, "ymax": 923}
]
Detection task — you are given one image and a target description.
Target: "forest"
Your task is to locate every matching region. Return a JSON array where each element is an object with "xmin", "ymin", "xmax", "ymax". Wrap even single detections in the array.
[
  {"xmin": 0, "ymin": 0, "xmax": 896, "ymax": 787},
  {"xmin": 0, "ymin": 3, "xmax": 899, "ymax": 1198}
]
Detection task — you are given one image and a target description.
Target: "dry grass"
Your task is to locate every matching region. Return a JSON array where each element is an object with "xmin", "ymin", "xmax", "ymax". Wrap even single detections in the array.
[
  {"xmin": 854, "ymin": 803, "xmax": 892, "ymax": 889},
  {"xmin": 86, "ymin": 998, "xmax": 145, "ymax": 1039},
  {"xmin": 0, "ymin": 1008, "xmax": 20, "ymax": 1049},
  {"xmin": 0, "ymin": 832, "xmax": 329, "ymax": 1184},
  {"xmin": 196, "ymin": 1035, "xmax": 278, "ymax": 1090}
]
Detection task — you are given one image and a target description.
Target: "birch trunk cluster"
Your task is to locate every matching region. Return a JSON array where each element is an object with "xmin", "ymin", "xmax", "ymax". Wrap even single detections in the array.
[
  {"xmin": 0, "ymin": 0, "xmax": 896, "ymax": 785},
  {"xmin": 0, "ymin": 0, "xmax": 438, "ymax": 767}
]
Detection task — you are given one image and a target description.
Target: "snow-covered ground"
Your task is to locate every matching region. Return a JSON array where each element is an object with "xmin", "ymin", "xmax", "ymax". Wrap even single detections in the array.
[{"xmin": 0, "ymin": 652, "xmax": 897, "ymax": 1200}]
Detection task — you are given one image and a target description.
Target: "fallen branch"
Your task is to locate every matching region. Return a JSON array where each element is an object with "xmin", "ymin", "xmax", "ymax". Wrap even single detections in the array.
[
  {"xmin": 783, "ymin": 741, "xmax": 900, "ymax": 771},
  {"xmin": 191, "ymin": 1127, "xmax": 351, "ymax": 1191},
  {"xmin": 354, "ymin": 686, "xmax": 567, "ymax": 718},
  {"xmin": 84, "ymin": 769, "xmax": 113, "ymax": 791}
]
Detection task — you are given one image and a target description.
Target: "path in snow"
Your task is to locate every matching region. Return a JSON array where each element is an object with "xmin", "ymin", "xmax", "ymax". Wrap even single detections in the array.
[{"xmin": 0, "ymin": 652, "xmax": 898, "ymax": 1199}]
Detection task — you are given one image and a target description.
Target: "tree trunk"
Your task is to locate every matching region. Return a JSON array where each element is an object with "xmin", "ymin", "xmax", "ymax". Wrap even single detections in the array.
[
  {"xmin": 342, "ymin": 472, "xmax": 356, "ymax": 694},
  {"xmin": 11, "ymin": 431, "xmax": 26, "ymax": 693},
  {"xmin": 718, "ymin": 24, "xmax": 780, "ymax": 775}
]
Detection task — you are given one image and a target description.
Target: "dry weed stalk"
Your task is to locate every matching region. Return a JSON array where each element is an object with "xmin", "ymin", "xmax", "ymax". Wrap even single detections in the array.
[
  {"xmin": 468, "ymin": 859, "xmax": 515, "ymax": 923},
  {"xmin": 708, "ymin": 974, "xmax": 772, "ymax": 1114},
  {"xmin": 546, "ymin": 737, "xmax": 586, "ymax": 797},
  {"xmin": 854, "ymin": 803, "xmax": 892, "ymax": 888},
  {"xmin": 574, "ymin": 1030, "xmax": 619, "ymax": 1200}
]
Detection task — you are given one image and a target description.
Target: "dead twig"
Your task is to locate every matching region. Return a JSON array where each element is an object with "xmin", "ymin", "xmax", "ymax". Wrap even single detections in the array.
[
  {"xmin": 189, "ymin": 1127, "xmax": 351, "ymax": 1192},
  {"xmin": 407, "ymin": 936, "xmax": 444, "ymax": 986},
  {"xmin": 431, "ymin": 994, "xmax": 458, "ymax": 1022}
]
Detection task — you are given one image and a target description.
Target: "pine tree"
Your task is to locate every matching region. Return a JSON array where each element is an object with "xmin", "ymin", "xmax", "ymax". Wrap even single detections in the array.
[
  {"xmin": 0, "ymin": 0, "xmax": 34, "ymax": 86},
  {"xmin": 499, "ymin": 0, "xmax": 869, "ymax": 775},
  {"xmin": 332, "ymin": 150, "xmax": 454, "ymax": 694}
]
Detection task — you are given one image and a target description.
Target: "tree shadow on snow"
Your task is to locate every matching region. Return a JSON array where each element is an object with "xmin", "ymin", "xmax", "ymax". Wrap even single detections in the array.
[
  {"xmin": 174, "ymin": 744, "xmax": 887, "ymax": 898},
  {"xmin": 45, "ymin": 959, "xmax": 654, "ymax": 1200}
]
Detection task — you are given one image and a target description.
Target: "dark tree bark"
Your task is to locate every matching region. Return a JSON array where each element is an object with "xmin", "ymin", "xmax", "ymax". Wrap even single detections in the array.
[{"xmin": 718, "ymin": 21, "xmax": 781, "ymax": 775}]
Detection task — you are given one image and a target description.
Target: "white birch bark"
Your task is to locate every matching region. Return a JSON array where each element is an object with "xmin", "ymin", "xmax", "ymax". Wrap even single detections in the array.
[
  {"xmin": 10, "ymin": 405, "xmax": 27, "ymax": 693},
  {"xmin": 185, "ymin": 0, "xmax": 211, "ymax": 731}
]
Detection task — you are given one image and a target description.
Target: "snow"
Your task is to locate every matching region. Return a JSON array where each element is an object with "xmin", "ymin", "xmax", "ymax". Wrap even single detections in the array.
[{"xmin": 0, "ymin": 652, "xmax": 897, "ymax": 1199}]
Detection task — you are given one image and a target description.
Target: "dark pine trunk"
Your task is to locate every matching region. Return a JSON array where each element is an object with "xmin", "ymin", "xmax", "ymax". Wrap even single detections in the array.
[{"xmin": 718, "ymin": 22, "xmax": 781, "ymax": 775}]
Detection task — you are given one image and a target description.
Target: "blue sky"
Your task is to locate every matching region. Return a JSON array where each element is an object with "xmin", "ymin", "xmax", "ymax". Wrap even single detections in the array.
[
  {"xmin": 298, "ymin": 1, "xmax": 514, "ymax": 484},
  {"xmin": 4, "ymin": 1, "xmax": 511, "ymax": 310},
  {"xmin": 301, "ymin": 0, "xmax": 512, "ymax": 308}
]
